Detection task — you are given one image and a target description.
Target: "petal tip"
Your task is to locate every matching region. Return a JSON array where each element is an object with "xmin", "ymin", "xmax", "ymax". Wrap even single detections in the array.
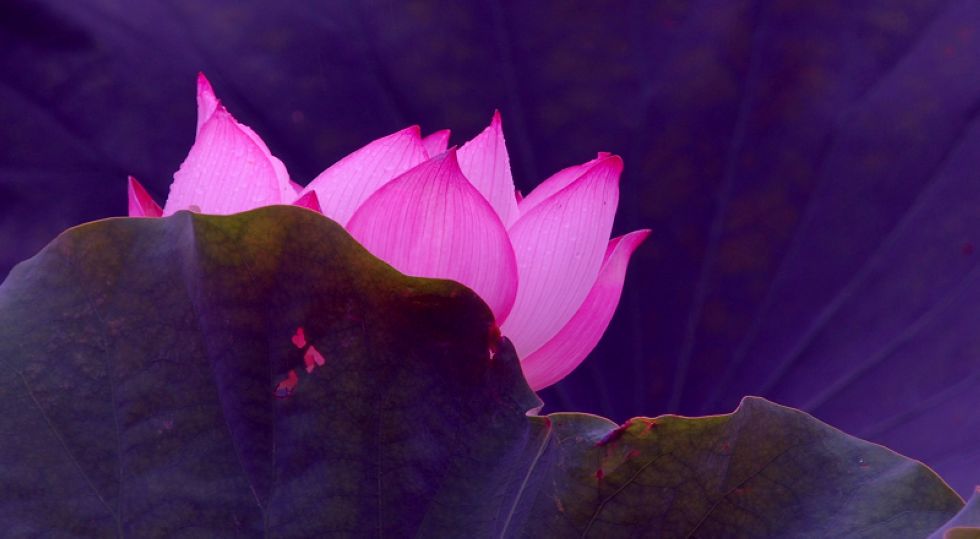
[
  {"xmin": 196, "ymin": 72, "xmax": 217, "ymax": 101},
  {"xmin": 127, "ymin": 175, "xmax": 163, "ymax": 218},
  {"xmin": 292, "ymin": 190, "xmax": 323, "ymax": 213},
  {"xmin": 593, "ymin": 154, "xmax": 624, "ymax": 179},
  {"xmin": 632, "ymin": 228, "xmax": 652, "ymax": 244},
  {"xmin": 195, "ymin": 72, "xmax": 221, "ymax": 133},
  {"xmin": 421, "ymin": 129, "xmax": 452, "ymax": 158}
]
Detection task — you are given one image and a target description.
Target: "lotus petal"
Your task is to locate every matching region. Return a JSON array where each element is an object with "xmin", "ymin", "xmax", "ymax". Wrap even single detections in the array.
[
  {"xmin": 127, "ymin": 176, "xmax": 163, "ymax": 218},
  {"xmin": 164, "ymin": 74, "xmax": 293, "ymax": 215},
  {"xmin": 347, "ymin": 150, "xmax": 518, "ymax": 320},
  {"xmin": 194, "ymin": 72, "xmax": 220, "ymax": 133},
  {"xmin": 300, "ymin": 126, "xmax": 427, "ymax": 225},
  {"xmin": 517, "ymin": 152, "xmax": 611, "ymax": 217},
  {"xmin": 521, "ymin": 230, "xmax": 650, "ymax": 390},
  {"xmin": 457, "ymin": 111, "xmax": 519, "ymax": 227},
  {"xmin": 292, "ymin": 191, "xmax": 322, "ymax": 213},
  {"xmin": 422, "ymin": 129, "xmax": 451, "ymax": 157},
  {"xmin": 501, "ymin": 154, "xmax": 622, "ymax": 357}
]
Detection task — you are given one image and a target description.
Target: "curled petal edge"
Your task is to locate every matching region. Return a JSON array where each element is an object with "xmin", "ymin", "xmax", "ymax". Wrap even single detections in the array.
[{"xmin": 519, "ymin": 229, "xmax": 650, "ymax": 391}]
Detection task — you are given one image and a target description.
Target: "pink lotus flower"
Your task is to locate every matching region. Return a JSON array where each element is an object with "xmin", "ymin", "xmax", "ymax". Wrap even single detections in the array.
[{"xmin": 128, "ymin": 74, "xmax": 649, "ymax": 391}]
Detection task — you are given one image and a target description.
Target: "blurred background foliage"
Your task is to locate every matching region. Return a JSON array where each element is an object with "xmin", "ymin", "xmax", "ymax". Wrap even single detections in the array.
[{"xmin": 1, "ymin": 0, "xmax": 978, "ymax": 495}]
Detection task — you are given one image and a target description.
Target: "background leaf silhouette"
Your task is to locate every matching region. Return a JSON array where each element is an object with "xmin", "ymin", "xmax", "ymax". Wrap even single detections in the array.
[{"xmin": 0, "ymin": 0, "xmax": 977, "ymax": 495}]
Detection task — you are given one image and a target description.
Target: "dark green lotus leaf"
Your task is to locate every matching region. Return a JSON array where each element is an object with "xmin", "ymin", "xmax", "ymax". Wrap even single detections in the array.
[{"xmin": 0, "ymin": 206, "xmax": 967, "ymax": 537}]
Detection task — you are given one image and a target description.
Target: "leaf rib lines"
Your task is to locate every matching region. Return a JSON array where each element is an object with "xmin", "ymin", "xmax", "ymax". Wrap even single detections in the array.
[
  {"xmin": 669, "ymin": 0, "xmax": 771, "ymax": 412},
  {"xmin": 178, "ymin": 219, "xmax": 267, "ymax": 522},
  {"xmin": 684, "ymin": 444, "xmax": 798, "ymax": 538},
  {"xmin": 498, "ymin": 421, "xmax": 553, "ymax": 538},
  {"xmin": 17, "ymin": 371, "xmax": 123, "ymax": 534},
  {"xmin": 581, "ymin": 453, "xmax": 669, "ymax": 537}
]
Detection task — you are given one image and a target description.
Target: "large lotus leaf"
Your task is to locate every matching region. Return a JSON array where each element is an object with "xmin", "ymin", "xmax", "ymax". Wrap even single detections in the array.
[
  {"xmin": 0, "ymin": 207, "xmax": 966, "ymax": 537},
  {"xmin": 1, "ymin": 0, "xmax": 978, "ymax": 496}
]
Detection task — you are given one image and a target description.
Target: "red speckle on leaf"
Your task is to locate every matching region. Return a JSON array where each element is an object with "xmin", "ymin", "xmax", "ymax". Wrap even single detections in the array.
[
  {"xmin": 275, "ymin": 370, "xmax": 299, "ymax": 398},
  {"xmin": 304, "ymin": 346, "xmax": 326, "ymax": 373},
  {"xmin": 597, "ymin": 420, "xmax": 633, "ymax": 447},
  {"xmin": 291, "ymin": 327, "xmax": 307, "ymax": 348},
  {"xmin": 962, "ymin": 241, "xmax": 974, "ymax": 255},
  {"xmin": 595, "ymin": 469, "xmax": 605, "ymax": 481},
  {"xmin": 733, "ymin": 486, "xmax": 751, "ymax": 496},
  {"xmin": 640, "ymin": 419, "xmax": 658, "ymax": 432},
  {"xmin": 626, "ymin": 449, "xmax": 641, "ymax": 460}
]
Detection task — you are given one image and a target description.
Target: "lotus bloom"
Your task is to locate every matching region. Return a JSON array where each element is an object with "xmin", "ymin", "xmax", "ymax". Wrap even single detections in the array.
[{"xmin": 128, "ymin": 74, "xmax": 649, "ymax": 390}]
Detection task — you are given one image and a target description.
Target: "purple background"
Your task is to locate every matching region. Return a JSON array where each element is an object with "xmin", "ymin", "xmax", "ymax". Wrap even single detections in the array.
[{"xmin": 1, "ymin": 1, "xmax": 978, "ymax": 495}]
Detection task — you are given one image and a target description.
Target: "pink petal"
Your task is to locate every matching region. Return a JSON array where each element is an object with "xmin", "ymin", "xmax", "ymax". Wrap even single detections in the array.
[
  {"xmin": 127, "ymin": 176, "xmax": 162, "ymax": 218},
  {"xmin": 300, "ymin": 126, "xmax": 428, "ymax": 226},
  {"xmin": 500, "ymin": 154, "xmax": 622, "ymax": 357},
  {"xmin": 195, "ymin": 72, "xmax": 220, "ymax": 134},
  {"xmin": 457, "ymin": 111, "xmax": 519, "ymax": 227},
  {"xmin": 289, "ymin": 180, "xmax": 304, "ymax": 195},
  {"xmin": 422, "ymin": 129, "xmax": 451, "ymax": 157},
  {"xmin": 520, "ymin": 230, "xmax": 650, "ymax": 391},
  {"xmin": 517, "ymin": 152, "xmax": 611, "ymax": 217},
  {"xmin": 164, "ymin": 77, "xmax": 293, "ymax": 216},
  {"xmin": 347, "ymin": 150, "xmax": 518, "ymax": 320},
  {"xmin": 292, "ymin": 191, "xmax": 322, "ymax": 213}
]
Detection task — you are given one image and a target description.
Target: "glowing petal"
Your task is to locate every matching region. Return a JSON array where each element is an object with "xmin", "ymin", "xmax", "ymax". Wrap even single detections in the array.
[
  {"xmin": 500, "ymin": 154, "xmax": 622, "ymax": 357},
  {"xmin": 127, "ymin": 176, "xmax": 162, "ymax": 218},
  {"xmin": 521, "ymin": 230, "xmax": 650, "ymax": 390},
  {"xmin": 347, "ymin": 150, "xmax": 518, "ymax": 320},
  {"xmin": 457, "ymin": 111, "xmax": 519, "ymax": 227},
  {"xmin": 517, "ymin": 152, "xmax": 611, "ymax": 217},
  {"xmin": 422, "ymin": 129, "xmax": 451, "ymax": 157},
  {"xmin": 195, "ymin": 72, "xmax": 220, "ymax": 134},
  {"xmin": 300, "ymin": 126, "xmax": 427, "ymax": 226},
  {"xmin": 164, "ymin": 74, "xmax": 293, "ymax": 215}
]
